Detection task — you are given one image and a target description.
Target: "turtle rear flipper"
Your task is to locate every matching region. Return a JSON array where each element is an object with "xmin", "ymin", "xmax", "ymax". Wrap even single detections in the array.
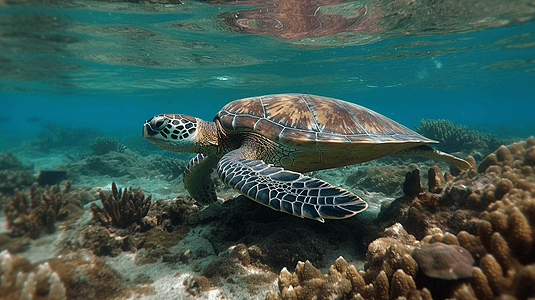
[
  {"xmin": 397, "ymin": 145, "xmax": 472, "ymax": 172},
  {"xmin": 184, "ymin": 154, "xmax": 218, "ymax": 205},
  {"xmin": 217, "ymin": 149, "xmax": 367, "ymax": 222}
]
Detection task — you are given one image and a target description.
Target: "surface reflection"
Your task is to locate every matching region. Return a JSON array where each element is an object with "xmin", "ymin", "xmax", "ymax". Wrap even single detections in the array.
[
  {"xmin": 0, "ymin": 0, "xmax": 534, "ymax": 93},
  {"xmin": 215, "ymin": 0, "xmax": 535, "ymax": 46},
  {"xmin": 220, "ymin": 0, "xmax": 377, "ymax": 40}
]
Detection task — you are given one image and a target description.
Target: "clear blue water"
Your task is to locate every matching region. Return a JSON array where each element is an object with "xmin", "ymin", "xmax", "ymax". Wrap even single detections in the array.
[
  {"xmin": 1, "ymin": 3, "xmax": 535, "ymax": 298},
  {"xmin": 1, "ymin": 1, "xmax": 534, "ymax": 151}
]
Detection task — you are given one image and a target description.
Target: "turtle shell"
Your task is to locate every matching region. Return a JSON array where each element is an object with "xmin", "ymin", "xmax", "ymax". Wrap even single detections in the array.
[{"xmin": 215, "ymin": 94, "xmax": 436, "ymax": 171}]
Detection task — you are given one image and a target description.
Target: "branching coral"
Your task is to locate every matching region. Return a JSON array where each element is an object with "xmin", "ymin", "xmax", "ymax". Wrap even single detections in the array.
[
  {"xmin": 90, "ymin": 182, "xmax": 151, "ymax": 228},
  {"xmin": 2, "ymin": 182, "xmax": 83, "ymax": 239},
  {"xmin": 90, "ymin": 136, "xmax": 127, "ymax": 155},
  {"xmin": 415, "ymin": 119, "xmax": 500, "ymax": 153}
]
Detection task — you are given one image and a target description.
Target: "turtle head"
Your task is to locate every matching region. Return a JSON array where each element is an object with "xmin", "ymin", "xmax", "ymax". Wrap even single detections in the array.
[{"xmin": 143, "ymin": 114, "xmax": 200, "ymax": 152}]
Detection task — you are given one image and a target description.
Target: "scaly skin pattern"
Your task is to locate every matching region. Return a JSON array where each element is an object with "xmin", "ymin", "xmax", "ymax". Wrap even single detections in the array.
[{"xmin": 217, "ymin": 147, "xmax": 367, "ymax": 222}]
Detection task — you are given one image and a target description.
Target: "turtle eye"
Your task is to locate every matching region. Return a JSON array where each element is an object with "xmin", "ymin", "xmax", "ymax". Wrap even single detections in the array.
[{"xmin": 150, "ymin": 116, "xmax": 168, "ymax": 131}]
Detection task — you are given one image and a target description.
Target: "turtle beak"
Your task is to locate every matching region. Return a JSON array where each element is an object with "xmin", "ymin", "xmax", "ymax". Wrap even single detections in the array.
[{"xmin": 142, "ymin": 121, "xmax": 159, "ymax": 138}]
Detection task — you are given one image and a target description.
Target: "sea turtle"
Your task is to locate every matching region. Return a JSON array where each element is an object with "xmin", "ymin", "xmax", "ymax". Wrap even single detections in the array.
[{"xmin": 142, "ymin": 94, "xmax": 470, "ymax": 222}]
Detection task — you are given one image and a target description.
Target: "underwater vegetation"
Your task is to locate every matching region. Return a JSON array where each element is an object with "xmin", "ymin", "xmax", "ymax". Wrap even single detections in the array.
[
  {"xmin": 415, "ymin": 119, "xmax": 501, "ymax": 154},
  {"xmin": 90, "ymin": 137, "xmax": 127, "ymax": 156}
]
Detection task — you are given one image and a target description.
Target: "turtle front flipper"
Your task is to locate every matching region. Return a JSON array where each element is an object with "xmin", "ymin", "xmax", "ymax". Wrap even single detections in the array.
[
  {"xmin": 217, "ymin": 149, "xmax": 367, "ymax": 222},
  {"xmin": 184, "ymin": 154, "xmax": 219, "ymax": 205}
]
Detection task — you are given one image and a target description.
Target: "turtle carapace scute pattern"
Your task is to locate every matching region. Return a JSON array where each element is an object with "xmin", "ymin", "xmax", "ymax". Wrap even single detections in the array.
[{"xmin": 142, "ymin": 94, "xmax": 471, "ymax": 222}]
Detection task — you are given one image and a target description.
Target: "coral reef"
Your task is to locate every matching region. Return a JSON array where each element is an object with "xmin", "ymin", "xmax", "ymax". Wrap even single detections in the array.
[
  {"xmin": 90, "ymin": 181, "xmax": 151, "ymax": 228},
  {"xmin": 3, "ymin": 133, "xmax": 534, "ymax": 299},
  {"xmin": 90, "ymin": 136, "xmax": 126, "ymax": 155},
  {"xmin": 267, "ymin": 253, "xmax": 428, "ymax": 300},
  {"xmin": 2, "ymin": 181, "xmax": 84, "ymax": 239},
  {"xmin": 80, "ymin": 194, "xmax": 198, "ymax": 261},
  {"xmin": 360, "ymin": 223, "xmax": 419, "ymax": 284},
  {"xmin": 267, "ymin": 136, "xmax": 535, "ymax": 299},
  {"xmin": 415, "ymin": 119, "xmax": 500, "ymax": 153}
]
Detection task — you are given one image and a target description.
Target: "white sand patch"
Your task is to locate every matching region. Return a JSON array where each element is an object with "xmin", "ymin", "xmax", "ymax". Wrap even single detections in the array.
[{"xmin": 75, "ymin": 175, "xmax": 185, "ymax": 200}]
